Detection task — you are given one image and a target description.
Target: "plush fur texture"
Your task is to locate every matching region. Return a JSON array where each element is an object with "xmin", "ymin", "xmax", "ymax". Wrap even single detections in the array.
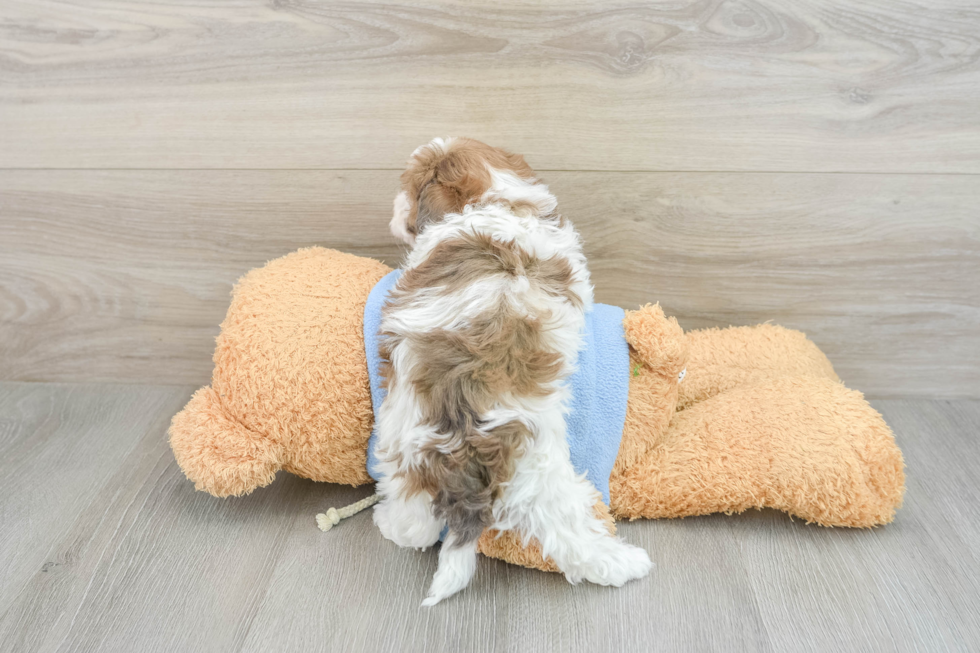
[
  {"xmin": 608, "ymin": 306, "xmax": 904, "ymax": 527},
  {"xmin": 169, "ymin": 248, "xmax": 387, "ymax": 497},
  {"xmin": 375, "ymin": 138, "xmax": 650, "ymax": 605},
  {"xmin": 169, "ymin": 248, "xmax": 906, "ymax": 574}
]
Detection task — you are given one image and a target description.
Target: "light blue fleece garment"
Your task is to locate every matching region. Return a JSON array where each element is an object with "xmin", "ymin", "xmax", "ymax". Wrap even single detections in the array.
[{"xmin": 363, "ymin": 270, "xmax": 629, "ymax": 504}]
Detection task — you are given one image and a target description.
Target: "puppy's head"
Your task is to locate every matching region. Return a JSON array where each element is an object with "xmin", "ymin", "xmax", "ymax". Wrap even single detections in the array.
[{"xmin": 390, "ymin": 137, "xmax": 555, "ymax": 245}]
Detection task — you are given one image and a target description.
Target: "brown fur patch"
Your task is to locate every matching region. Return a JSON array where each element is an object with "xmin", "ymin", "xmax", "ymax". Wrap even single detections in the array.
[
  {"xmin": 404, "ymin": 420, "xmax": 531, "ymax": 544},
  {"xmin": 409, "ymin": 308, "xmax": 563, "ymax": 429},
  {"xmin": 381, "ymin": 236, "xmax": 579, "ymax": 544},
  {"xmin": 400, "ymin": 138, "xmax": 540, "ymax": 237},
  {"xmin": 387, "ymin": 231, "xmax": 582, "ymax": 311},
  {"xmin": 387, "ymin": 297, "xmax": 561, "ymax": 545}
]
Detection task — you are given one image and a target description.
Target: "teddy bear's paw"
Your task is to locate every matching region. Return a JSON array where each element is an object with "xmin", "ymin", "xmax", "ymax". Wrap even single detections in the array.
[
  {"xmin": 578, "ymin": 539, "xmax": 653, "ymax": 587},
  {"xmin": 373, "ymin": 494, "xmax": 445, "ymax": 549}
]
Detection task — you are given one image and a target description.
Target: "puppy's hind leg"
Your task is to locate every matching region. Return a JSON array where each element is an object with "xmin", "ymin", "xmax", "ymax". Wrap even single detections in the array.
[
  {"xmin": 421, "ymin": 532, "xmax": 479, "ymax": 607},
  {"xmin": 500, "ymin": 428, "xmax": 653, "ymax": 587},
  {"xmin": 373, "ymin": 473, "xmax": 445, "ymax": 550}
]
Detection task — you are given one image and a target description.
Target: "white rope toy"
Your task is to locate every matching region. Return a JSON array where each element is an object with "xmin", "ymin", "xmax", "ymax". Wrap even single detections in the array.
[{"xmin": 316, "ymin": 493, "xmax": 380, "ymax": 532}]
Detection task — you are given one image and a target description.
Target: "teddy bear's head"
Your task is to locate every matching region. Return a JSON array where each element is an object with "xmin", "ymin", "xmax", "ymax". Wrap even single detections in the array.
[{"xmin": 169, "ymin": 247, "xmax": 391, "ymax": 497}]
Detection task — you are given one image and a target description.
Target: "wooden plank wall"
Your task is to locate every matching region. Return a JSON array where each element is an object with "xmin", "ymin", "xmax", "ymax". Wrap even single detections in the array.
[{"xmin": 1, "ymin": 1, "xmax": 978, "ymax": 397}]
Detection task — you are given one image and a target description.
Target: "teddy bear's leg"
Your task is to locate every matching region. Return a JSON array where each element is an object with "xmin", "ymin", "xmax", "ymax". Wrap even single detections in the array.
[
  {"xmin": 610, "ymin": 376, "xmax": 905, "ymax": 527},
  {"xmin": 679, "ymin": 324, "xmax": 839, "ymax": 410},
  {"xmin": 169, "ymin": 386, "xmax": 285, "ymax": 497},
  {"xmin": 475, "ymin": 499, "xmax": 617, "ymax": 573}
]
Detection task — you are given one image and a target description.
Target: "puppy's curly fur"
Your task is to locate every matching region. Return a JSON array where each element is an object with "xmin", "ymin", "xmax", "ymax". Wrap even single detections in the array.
[{"xmin": 374, "ymin": 138, "xmax": 652, "ymax": 605}]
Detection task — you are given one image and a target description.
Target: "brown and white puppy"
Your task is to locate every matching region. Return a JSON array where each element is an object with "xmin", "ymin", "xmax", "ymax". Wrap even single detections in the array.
[{"xmin": 374, "ymin": 137, "xmax": 652, "ymax": 606}]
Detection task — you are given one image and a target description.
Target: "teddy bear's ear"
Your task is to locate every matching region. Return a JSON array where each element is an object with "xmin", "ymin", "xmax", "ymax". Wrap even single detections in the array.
[{"xmin": 622, "ymin": 303, "xmax": 688, "ymax": 379}]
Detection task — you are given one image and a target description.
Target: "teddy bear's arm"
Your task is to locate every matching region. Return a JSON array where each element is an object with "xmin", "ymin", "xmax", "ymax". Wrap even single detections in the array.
[{"xmin": 615, "ymin": 304, "xmax": 689, "ymax": 473}]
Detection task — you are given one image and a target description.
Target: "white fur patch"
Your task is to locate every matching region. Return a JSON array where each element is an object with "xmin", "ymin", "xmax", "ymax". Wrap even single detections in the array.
[
  {"xmin": 421, "ymin": 534, "xmax": 479, "ymax": 607},
  {"xmin": 390, "ymin": 190, "xmax": 414, "ymax": 245},
  {"xmin": 411, "ymin": 136, "xmax": 455, "ymax": 160},
  {"xmin": 484, "ymin": 167, "xmax": 558, "ymax": 216}
]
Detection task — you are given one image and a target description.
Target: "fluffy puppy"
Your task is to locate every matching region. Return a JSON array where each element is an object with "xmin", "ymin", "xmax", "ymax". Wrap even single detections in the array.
[{"xmin": 374, "ymin": 137, "xmax": 652, "ymax": 606}]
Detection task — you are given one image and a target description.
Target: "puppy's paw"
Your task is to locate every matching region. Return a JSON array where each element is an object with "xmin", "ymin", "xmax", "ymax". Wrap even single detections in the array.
[
  {"xmin": 373, "ymin": 495, "xmax": 444, "ymax": 549},
  {"xmin": 579, "ymin": 539, "xmax": 653, "ymax": 587}
]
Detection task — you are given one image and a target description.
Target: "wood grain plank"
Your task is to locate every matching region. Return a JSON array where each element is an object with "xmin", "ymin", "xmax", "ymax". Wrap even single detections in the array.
[
  {"xmin": 2, "ymin": 383, "xmax": 978, "ymax": 652},
  {"xmin": 0, "ymin": 382, "xmax": 192, "ymax": 622},
  {"xmin": 732, "ymin": 398, "xmax": 980, "ymax": 652},
  {"xmin": 1, "ymin": 1, "xmax": 979, "ymax": 171},
  {"xmin": 2, "ymin": 169, "xmax": 977, "ymax": 396},
  {"xmin": 237, "ymin": 506, "xmax": 773, "ymax": 653},
  {"xmin": 0, "ymin": 382, "xmax": 308, "ymax": 653},
  {"xmin": 0, "ymin": 169, "xmax": 406, "ymax": 386}
]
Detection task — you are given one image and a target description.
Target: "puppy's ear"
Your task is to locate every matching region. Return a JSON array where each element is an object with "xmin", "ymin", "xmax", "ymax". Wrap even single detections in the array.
[
  {"xmin": 415, "ymin": 154, "xmax": 488, "ymax": 233},
  {"xmin": 415, "ymin": 180, "xmax": 467, "ymax": 233},
  {"xmin": 414, "ymin": 182, "xmax": 450, "ymax": 235}
]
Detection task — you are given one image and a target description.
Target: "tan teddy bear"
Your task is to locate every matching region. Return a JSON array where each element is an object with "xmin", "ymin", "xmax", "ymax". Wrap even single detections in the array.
[{"xmin": 169, "ymin": 247, "xmax": 905, "ymax": 571}]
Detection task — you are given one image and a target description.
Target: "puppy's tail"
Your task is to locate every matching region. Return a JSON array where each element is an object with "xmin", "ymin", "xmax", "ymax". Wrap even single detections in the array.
[
  {"xmin": 421, "ymin": 531, "xmax": 479, "ymax": 607},
  {"xmin": 418, "ymin": 420, "xmax": 531, "ymax": 605}
]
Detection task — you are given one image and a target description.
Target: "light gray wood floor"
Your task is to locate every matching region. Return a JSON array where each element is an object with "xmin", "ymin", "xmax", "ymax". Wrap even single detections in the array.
[{"xmin": 1, "ymin": 381, "xmax": 977, "ymax": 653}]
